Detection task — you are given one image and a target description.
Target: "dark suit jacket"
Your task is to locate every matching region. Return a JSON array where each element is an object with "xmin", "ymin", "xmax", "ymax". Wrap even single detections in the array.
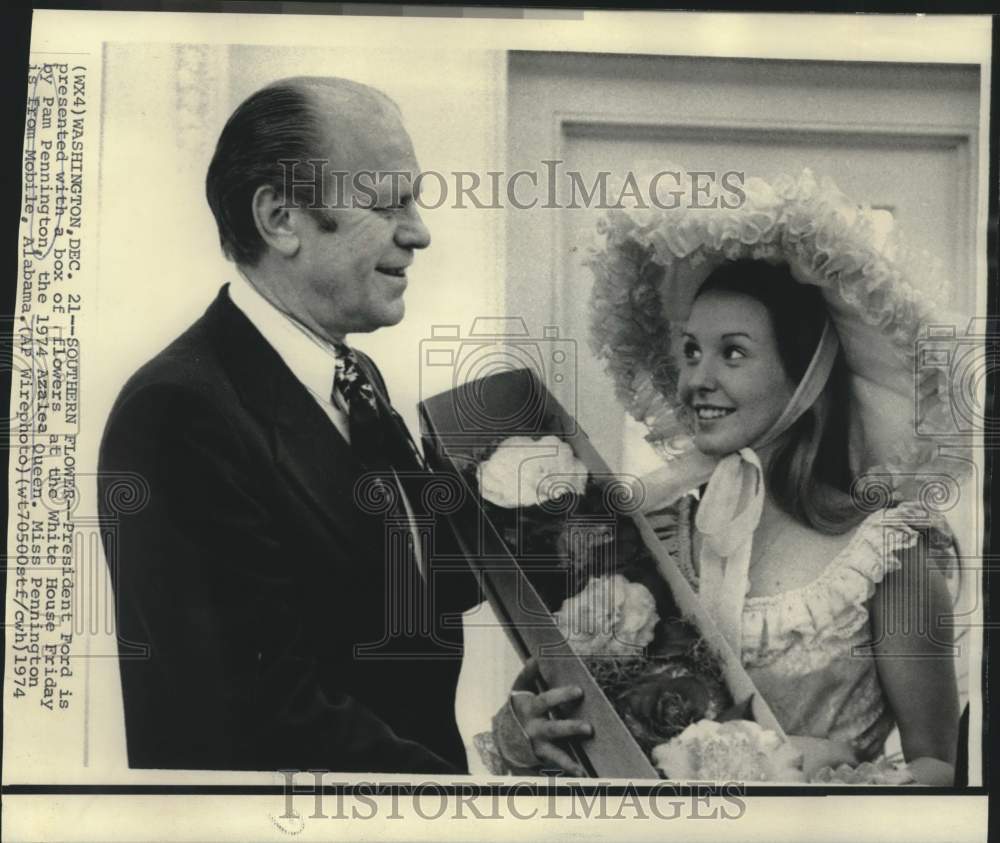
[{"xmin": 98, "ymin": 286, "xmax": 478, "ymax": 773}]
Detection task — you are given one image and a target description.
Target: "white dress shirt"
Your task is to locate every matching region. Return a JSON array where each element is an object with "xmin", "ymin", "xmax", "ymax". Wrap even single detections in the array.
[
  {"xmin": 228, "ymin": 273, "xmax": 425, "ymax": 577},
  {"xmin": 229, "ymin": 273, "xmax": 353, "ymax": 440}
]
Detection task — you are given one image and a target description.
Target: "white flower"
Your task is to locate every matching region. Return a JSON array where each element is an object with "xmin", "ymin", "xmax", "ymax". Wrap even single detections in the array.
[
  {"xmin": 555, "ymin": 574, "xmax": 659, "ymax": 657},
  {"xmin": 652, "ymin": 719, "xmax": 805, "ymax": 783},
  {"xmin": 477, "ymin": 435, "xmax": 588, "ymax": 509}
]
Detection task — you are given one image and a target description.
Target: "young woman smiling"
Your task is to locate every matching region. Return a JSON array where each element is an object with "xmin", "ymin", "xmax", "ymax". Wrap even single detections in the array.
[{"xmin": 588, "ymin": 170, "xmax": 969, "ymax": 785}]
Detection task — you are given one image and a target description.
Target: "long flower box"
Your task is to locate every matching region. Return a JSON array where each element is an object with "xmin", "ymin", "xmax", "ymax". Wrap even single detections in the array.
[{"xmin": 418, "ymin": 367, "xmax": 787, "ymax": 779}]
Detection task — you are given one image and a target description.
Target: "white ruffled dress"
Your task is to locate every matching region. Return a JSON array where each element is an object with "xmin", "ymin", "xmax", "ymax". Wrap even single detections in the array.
[{"xmin": 652, "ymin": 496, "xmax": 934, "ymax": 760}]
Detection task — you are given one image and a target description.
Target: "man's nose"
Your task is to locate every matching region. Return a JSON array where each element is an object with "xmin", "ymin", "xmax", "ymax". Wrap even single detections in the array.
[{"xmin": 396, "ymin": 205, "xmax": 431, "ymax": 250}]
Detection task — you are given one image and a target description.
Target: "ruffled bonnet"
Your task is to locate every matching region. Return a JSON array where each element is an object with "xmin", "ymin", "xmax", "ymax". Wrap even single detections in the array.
[{"xmin": 588, "ymin": 168, "xmax": 973, "ymax": 505}]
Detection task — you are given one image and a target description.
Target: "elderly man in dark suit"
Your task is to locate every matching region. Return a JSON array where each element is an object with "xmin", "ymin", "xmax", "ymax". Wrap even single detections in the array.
[{"xmin": 98, "ymin": 77, "xmax": 478, "ymax": 773}]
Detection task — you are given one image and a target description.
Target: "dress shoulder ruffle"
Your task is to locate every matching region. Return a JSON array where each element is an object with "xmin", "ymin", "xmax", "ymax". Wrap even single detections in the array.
[{"xmin": 741, "ymin": 504, "xmax": 931, "ymax": 661}]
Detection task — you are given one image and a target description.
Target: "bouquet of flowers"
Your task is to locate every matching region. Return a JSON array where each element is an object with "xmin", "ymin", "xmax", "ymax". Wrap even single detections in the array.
[
  {"xmin": 653, "ymin": 720, "xmax": 806, "ymax": 782},
  {"xmin": 554, "ymin": 573, "xmax": 732, "ymax": 753},
  {"xmin": 470, "ymin": 434, "xmax": 799, "ymax": 780}
]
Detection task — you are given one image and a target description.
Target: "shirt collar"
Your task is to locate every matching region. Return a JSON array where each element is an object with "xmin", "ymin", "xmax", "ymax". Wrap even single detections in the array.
[{"xmin": 228, "ymin": 272, "xmax": 341, "ymax": 402}]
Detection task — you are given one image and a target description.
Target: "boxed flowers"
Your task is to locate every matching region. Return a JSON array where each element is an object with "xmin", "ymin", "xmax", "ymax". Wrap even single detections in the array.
[{"xmin": 419, "ymin": 368, "xmax": 794, "ymax": 781}]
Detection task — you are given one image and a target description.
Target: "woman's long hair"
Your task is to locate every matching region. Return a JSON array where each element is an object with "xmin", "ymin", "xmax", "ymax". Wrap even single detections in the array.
[{"xmin": 694, "ymin": 260, "xmax": 865, "ymax": 535}]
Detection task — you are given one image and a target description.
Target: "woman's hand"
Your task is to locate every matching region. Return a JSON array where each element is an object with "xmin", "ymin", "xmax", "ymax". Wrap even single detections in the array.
[
  {"xmin": 495, "ymin": 657, "xmax": 593, "ymax": 776},
  {"xmin": 788, "ymin": 735, "xmax": 858, "ymax": 779},
  {"xmin": 906, "ymin": 756, "xmax": 955, "ymax": 786}
]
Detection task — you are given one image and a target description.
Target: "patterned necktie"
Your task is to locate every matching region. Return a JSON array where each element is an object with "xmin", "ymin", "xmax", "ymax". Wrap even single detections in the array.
[
  {"xmin": 331, "ymin": 342, "xmax": 391, "ymax": 471},
  {"xmin": 331, "ymin": 342, "xmax": 425, "ymax": 473}
]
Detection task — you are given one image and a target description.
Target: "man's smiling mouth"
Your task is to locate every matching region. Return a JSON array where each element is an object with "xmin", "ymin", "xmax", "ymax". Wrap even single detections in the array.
[{"xmin": 376, "ymin": 266, "xmax": 407, "ymax": 278}]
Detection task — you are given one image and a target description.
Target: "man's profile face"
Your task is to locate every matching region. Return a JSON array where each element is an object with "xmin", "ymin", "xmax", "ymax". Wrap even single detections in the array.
[{"xmin": 291, "ymin": 96, "xmax": 430, "ymax": 341}]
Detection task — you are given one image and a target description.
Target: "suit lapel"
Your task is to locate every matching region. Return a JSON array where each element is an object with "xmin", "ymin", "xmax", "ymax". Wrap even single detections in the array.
[
  {"xmin": 271, "ymin": 372, "xmax": 377, "ymax": 545},
  {"xmin": 207, "ymin": 287, "xmax": 378, "ymax": 551}
]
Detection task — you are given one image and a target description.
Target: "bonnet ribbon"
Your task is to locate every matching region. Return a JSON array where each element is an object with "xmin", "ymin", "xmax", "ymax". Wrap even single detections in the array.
[{"xmin": 692, "ymin": 318, "xmax": 841, "ymax": 653}]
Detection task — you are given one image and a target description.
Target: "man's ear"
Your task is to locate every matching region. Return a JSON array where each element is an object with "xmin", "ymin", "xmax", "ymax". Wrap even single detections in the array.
[{"xmin": 251, "ymin": 184, "xmax": 300, "ymax": 258}]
